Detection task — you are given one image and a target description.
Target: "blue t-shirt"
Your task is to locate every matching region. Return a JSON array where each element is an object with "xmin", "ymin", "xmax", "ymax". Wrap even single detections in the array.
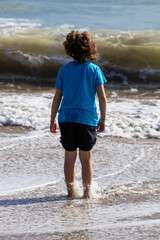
[{"xmin": 55, "ymin": 61, "xmax": 107, "ymax": 126}]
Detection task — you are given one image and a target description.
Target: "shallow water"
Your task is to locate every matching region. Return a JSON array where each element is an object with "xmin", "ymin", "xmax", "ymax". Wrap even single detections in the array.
[
  {"xmin": 0, "ymin": 132, "xmax": 160, "ymax": 239},
  {"xmin": 0, "ymin": 84, "xmax": 160, "ymax": 239}
]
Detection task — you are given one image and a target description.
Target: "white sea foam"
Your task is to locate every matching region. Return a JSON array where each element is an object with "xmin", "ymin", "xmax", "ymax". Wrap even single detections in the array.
[
  {"xmin": 0, "ymin": 90, "xmax": 160, "ymax": 139},
  {"xmin": 105, "ymin": 99, "xmax": 160, "ymax": 138},
  {"xmin": 58, "ymin": 24, "xmax": 75, "ymax": 30},
  {"xmin": 0, "ymin": 92, "xmax": 53, "ymax": 130},
  {"xmin": 0, "ymin": 18, "xmax": 41, "ymax": 29}
]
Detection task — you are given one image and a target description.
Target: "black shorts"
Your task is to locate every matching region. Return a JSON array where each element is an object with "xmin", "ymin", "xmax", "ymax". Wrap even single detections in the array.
[{"xmin": 59, "ymin": 122, "xmax": 97, "ymax": 151}]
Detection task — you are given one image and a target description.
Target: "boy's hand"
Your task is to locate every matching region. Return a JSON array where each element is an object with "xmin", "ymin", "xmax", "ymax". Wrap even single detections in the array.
[
  {"xmin": 97, "ymin": 119, "xmax": 105, "ymax": 132},
  {"xmin": 50, "ymin": 120, "xmax": 57, "ymax": 133}
]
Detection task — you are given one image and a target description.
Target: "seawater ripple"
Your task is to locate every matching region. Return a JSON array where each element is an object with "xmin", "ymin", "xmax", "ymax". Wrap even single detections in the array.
[{"xmin": 94, "ymin": 148, "xmax": 145, "ymax": 180}]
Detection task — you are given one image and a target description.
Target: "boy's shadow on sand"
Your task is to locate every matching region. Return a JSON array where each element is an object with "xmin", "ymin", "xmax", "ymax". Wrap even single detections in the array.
[{"xmin": 0, "ymin": 195, "xmax": 75, "ymax": 207}]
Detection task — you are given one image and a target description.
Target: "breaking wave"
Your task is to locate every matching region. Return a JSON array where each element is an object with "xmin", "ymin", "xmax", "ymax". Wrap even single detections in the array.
[{"xmin": 0, "ymin": 28, "xmax": 160, "ymax": 86}]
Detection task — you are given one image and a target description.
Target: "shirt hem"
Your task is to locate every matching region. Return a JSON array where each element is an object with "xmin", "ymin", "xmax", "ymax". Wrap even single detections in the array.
[{"xmin": 58, "ymin": 120, "xmax": 97, "ymax": 127}]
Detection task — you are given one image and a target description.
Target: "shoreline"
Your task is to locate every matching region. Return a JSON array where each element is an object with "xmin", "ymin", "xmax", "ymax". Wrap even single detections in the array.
[
  {"xmin": 0, "ymin": 125, "xmax": 34, "ymax": 135},
  {"xmin": 0, "ymin": 73, "xmax": 160, "ymax": 89},
  {"xmin": 0, "ymin": 130, "xmax": 160, "ymax": 240},
  {"xmin": 1, "ymin": 79, "xmax": 160, "ymax": 91},
  {"xmin": 1, "ymin": 124, "xmax": 160, "ymax": 142}
]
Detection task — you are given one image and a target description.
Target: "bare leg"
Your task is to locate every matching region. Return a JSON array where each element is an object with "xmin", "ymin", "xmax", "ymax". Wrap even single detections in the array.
[
  {"xmin": 64, "ymin": 150, "xmax": 77, "ymax": 197},
  {"xmin": 79, "ymin": 150, "xmax": 92, "ymax": 198}
]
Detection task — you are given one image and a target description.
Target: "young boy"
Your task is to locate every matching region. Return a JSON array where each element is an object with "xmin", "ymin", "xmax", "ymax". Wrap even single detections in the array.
[{"xmin": 50, "ymin": 30, "xmax": 107, "ymax": 198}]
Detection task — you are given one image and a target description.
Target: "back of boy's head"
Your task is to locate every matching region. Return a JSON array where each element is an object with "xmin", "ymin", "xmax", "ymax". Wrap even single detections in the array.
[{"xmin": 63, "ymin": 30, "xmax": 98, "ymax": 64}]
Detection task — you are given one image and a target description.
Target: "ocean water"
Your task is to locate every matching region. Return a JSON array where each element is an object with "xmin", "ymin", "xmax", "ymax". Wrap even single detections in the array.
[
  {"xmin": 0, "ymin": 0, "xmax": 160, "ymax": 84},
  {"xmin": 0, "ymin": 1, "xmax": 160, "ymax": 239},
  {"xmin": 0, "ymin": 0, "xmax": 160, "ymax": 30}
]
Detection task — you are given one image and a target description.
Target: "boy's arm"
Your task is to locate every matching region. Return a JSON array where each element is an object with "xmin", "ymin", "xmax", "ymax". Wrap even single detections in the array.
[
  {"xmin": 96, "ymin": 84, "xmax": 107, "ymax": 132},
  {"xmin": 50, "ymin": 88, "xmax": 62, "ymax": 133}
]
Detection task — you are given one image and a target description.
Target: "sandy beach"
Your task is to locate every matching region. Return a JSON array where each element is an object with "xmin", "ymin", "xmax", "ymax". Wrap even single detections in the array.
[
  {"xmin": 0, "ymin": 125, "xmax": 160, "ymax": 240},
  {"xmin": 0, "ymin": 83, "xmax": 160, "ymax": 239},
  {"xmin": 0, "ymin": 0, "xmax": 160, "ymax": 239}
]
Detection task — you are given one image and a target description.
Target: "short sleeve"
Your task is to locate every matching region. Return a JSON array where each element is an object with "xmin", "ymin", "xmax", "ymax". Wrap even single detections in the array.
[
  {"xmin": 55, "ymin": 68, "xmax": 63, "ymax": 89},
  {"xmin": 95, "ymin": 66, "xmax": 107, "ymax": 88}
]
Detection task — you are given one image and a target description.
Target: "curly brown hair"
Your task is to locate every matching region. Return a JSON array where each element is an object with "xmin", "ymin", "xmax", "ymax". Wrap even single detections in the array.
[{"xmin": 63, "ymin": 30, "xmax": 98, "ymax": 64}]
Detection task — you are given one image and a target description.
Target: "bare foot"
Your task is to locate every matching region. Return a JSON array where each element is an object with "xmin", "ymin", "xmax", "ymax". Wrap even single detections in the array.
[
  {"xmin": 83, "ymin": 185, "xmax": 91, "ymax": 199},
  {"xmin": 66, "ymin": 181, "xmax": 75, "ymax": 198}
]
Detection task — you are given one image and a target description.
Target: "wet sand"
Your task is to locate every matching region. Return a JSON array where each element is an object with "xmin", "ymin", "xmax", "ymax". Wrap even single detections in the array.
[
  {"xmin": 0, "ymin": 84, "xmax": 160, "ymax": 239},
  {"xmin": 0, "ymin": 127, "xmax": 160, "ymax": 240},
  {"xmin": 0, "ymin": 125, "xmax": 33, "ymax": 134}
]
